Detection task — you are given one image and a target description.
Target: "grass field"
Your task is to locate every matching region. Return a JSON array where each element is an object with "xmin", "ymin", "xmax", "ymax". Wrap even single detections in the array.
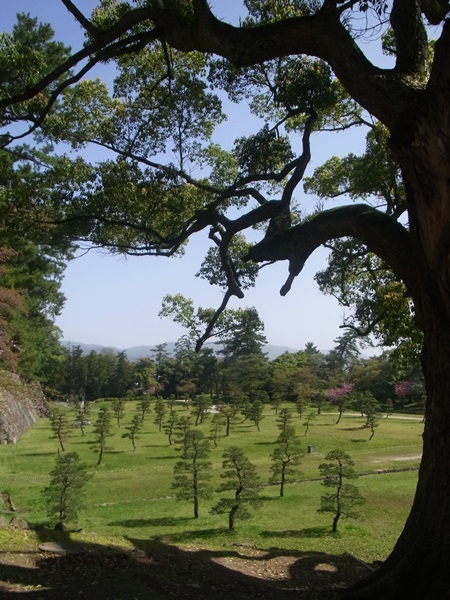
[{"xmin": 0, "ymin": 400, "xmax": 423, "ymax": 564}]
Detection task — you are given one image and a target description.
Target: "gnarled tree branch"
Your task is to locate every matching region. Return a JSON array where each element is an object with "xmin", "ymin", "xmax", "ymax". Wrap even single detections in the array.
[
  {"xmin": 1, "ymin": 2, "xmax": 430, "ymax": 132},
  {"xmin": 247, "ymin": 204, "xmax": 418, "ymax": 299}
]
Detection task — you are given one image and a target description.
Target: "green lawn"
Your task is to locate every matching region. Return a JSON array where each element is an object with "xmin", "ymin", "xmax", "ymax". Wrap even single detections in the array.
[{"xmin": 0, "ymin": 401, "xmax": 423, "ymax": 564}]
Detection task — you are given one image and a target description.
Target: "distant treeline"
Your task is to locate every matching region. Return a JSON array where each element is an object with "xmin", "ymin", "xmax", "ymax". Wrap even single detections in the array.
[{"xmin": 45, "ymin": 340, "xmax": 425, "ymax": 415}]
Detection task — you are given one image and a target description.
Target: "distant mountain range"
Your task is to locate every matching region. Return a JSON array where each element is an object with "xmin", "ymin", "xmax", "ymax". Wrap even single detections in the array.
[{"xmin": 60, "ymin": 341, "xmax": 300, "ymax": 361}]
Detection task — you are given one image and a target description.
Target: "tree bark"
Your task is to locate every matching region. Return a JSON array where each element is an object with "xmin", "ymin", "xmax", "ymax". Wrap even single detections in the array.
[
  {"xmin": 343, "ymin": 63, "xmax": 450, "ymax": 599},
  {"xmin": 228, "ymin": 505, "xmax": 237, "ymax": 531},
  {"xmin": 346, "ymin": 322, "xmax": 450, "ymax": 599}
]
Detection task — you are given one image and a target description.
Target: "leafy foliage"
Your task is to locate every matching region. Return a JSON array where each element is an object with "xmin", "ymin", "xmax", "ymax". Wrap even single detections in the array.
[
  {"xmin": 0, "ymin": 150, "xmax": 71, "ymax": 381},
  {"xmin": 0, "ymin": 13, "xmax": 71, "ymax": 128}
]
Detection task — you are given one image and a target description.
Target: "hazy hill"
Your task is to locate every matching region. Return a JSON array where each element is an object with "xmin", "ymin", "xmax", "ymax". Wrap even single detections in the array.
[{"xmin": 60, "ymin": 341, "xmax": 300, "ymax": 361}]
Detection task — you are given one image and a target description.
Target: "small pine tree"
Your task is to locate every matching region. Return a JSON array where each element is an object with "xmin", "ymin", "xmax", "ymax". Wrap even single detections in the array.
[
  {"xmin": 295, "ymin": 396, "xmax": 308, "ymax": 421},
  {"xmin": 192, "ymin": 395, "xmax": 211, "ymax": 425},
  {"xmin": 366, "ymin": 412, "xmax": 380, "ymax": 440},
  {"xmin": 303, "ymin": 411, "xmax": 317, "ymax": 436},
  {"xmin": 153, "ymin": 398, "xmax": 166, "ymax": 431},
  {"xmin": 384, "ymin": 398, "xmax": 394, "ymax": 419},
  {"xmin": 217, "ymin": 402, "xmax": 238, "ymax": 437},
  {"xmin": 138, "ymin": 396, "xmax": 152, "ymax": 421},
  {"xmin": 163, "ymin": 408, "xmax": 178, "ymax": 445},
  {"xmin": 172, "ymin": 430, "xmax": 212, "ymax": 518},
  {"xmin": 269, "ymin": 425, "xmax": 304, "ymax": 497},
  {"xmin": 360, "ymin": 395, "xmax": 381, "ymax": 440},
  {"xmin": 50, "ymin": 407, "xmax": 71, "ymax": 451},
  {"xmin": 74, "ymin": 401, "xmax": 91, "ymax": 436},
  {"xmin": 249, "ymin": 399, "xmax": 265, "ymax": 431},
  {"xmin": 43, "ymin": 452, "xmax": 91, "ymax": 530},
  {"xmin": 112, "ymin": 398, "xmax": 126, "ymax": 427},
  {"xmin": 210, "ymin": 412, "xmax": 225, "ymax": 448},
  {"xmin": 211, "ymin": 446, "xmax": 261, "ymax": 531},
  {"xmin": 270, "ymin": 395, "xmax": 282, "ymax": 414},
  {"xmin": 122, "ymin": 413, "xmax": 143, "ymax": 451},
  {"xmin": 276, "ymin": 408, "xmax": 293, "ymax": 433},
  {"xmin": 318, "ymin": 449, "xmax": 365, "ymax": 532},
  {"xmin": 174, "ymin": 415, "xmax": 194, "ymax": 458},
  {"xmin": 92, "ymin": 407, "xmax": 114, "ymax": 465}
]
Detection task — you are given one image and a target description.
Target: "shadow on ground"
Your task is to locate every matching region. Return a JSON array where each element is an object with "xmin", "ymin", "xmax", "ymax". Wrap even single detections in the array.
[{"xmin": 0, "ymin": 527, "xmax": 374, "ymax": 599}]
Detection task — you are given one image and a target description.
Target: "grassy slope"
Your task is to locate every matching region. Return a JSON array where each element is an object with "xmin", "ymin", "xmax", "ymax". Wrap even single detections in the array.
[{"xmin": 0, "ymin": 401, "xmax": 423, "ymax": 564}]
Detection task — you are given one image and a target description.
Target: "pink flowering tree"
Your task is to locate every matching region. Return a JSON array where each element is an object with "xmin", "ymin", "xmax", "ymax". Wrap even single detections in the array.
[
  {"xmin": 394, "ymin": 381, "xmax": 413, "ymax": 405},
  {"xmin": 328, "ymin": 382, "xmax": 354, "ymax": 425}
]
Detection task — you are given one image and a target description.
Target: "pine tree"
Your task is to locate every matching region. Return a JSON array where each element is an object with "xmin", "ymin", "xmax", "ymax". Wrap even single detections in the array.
[
  {"xmin": 43, "ymin": 452, "xmax": 91, "ymax": 530},
  {"xmin": 112, "ymin": 398, "xmax": 125, "ymax": 427},
  {"xmin": 91, "ymin": 407, "xmax": 114, "ymax": 465},
  {"xmin": 172, "ymin": 430, "xmax": 212, "ymax": 518},
  {"xmin": 153, "ymin": 398, "xmax": 166, "ymax": 431},
  {"xmin": 269, "ymin": 425, "xmax": 304, "ymax": 497},
  {"xmin": 211, "ymin": 446, "xmax": 261, "ymax": 531},
  {"xmin": 122, "ymin": 413, "xmax": 143, "ymax": 451},
  {"xmin": 318, "ymin": 449, "xmax": 365, "ymax": 533},
  {"xmin": 163, "ymin": 407, "xmax": 178, "ymax": 445},
  {"xmin": 50, "ymin": 407, "xmax": 71, "ymax": 451}
]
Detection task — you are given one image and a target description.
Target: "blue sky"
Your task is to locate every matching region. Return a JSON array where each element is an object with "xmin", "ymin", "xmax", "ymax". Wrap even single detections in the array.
[{"xmin": 3, "ymin": 1, "xmax": 383, "ymax": 352}]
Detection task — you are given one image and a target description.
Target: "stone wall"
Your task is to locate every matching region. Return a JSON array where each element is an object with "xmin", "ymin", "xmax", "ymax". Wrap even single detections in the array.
[{"xmin": 0, "ymin": 371, "xmax": 49, "ymax": 444}]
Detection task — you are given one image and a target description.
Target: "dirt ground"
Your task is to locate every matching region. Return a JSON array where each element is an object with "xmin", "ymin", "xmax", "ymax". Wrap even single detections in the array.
[{"xmin": 0, "ymin": 536, "xmax": 375, "ymax": 599}]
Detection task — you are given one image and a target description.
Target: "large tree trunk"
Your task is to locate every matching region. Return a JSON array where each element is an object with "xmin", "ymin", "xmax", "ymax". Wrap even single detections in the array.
[
  {"xmin": 347, "ymin": 320, "xmax": 450, "ymax": 599},
  {"xmin": 345, "ymin": 92, "xmax": 450, "ymax": 600}
]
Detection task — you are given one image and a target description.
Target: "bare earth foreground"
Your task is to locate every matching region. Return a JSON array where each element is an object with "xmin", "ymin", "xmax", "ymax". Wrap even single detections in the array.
[{"xmin": 0, "ymin": 533, "xmax": 374, "ymax": 600}]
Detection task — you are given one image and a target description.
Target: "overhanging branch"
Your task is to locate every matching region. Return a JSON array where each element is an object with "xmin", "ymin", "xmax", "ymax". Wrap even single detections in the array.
[
  {"xmin": 1, "ymin": 2, "xmax": 426, "ymax": 132},
  {"xmin": 247, "ymin": 204, "xmax": 417, "ymax": 297}
]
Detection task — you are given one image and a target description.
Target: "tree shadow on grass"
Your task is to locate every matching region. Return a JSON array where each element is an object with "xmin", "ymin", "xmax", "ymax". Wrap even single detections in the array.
[
  {"xmin": 128, "ymin": 537, "xmax": 374, "ymax": 599},
  {"xmin": 147, "ymin": 454, "xmax": 178, "ymax": 460},
  {"xmin": 108, "ymin": 516, "xmax": 192, "ymax": 528},
  {"xmin": 21, "ymin": 452, "xmax": 56, "ymax": 457},
  {"xmin": 153, "ymin": 527, "xmax": 228, "ymax": 544},
  {"xmin": 70, "ymin": 439, "xmax": 92, "ymax": 445},
  {"xmin": 259, "ymin": 495, "xmax": 280, "ymax": 501},
  {"xmin": 143, "ymin": 443, "xmax": 173, "ymax": 449},
  {"xmin": 260, "ymin": 526, "xmax": 331, "ymax": 539},
  {"xmin": 0, "ymin": 526, "xmax": 169, "ymax": 599},
  {"xmin": 0, "ymin": 527, "xmax": 374, "ymax": 599}
]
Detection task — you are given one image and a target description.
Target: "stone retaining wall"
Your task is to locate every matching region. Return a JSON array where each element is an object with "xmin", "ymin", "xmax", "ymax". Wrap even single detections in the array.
[{"xmin": 0, "ymin": 371, "xmax": 49, "ymax": 443}]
